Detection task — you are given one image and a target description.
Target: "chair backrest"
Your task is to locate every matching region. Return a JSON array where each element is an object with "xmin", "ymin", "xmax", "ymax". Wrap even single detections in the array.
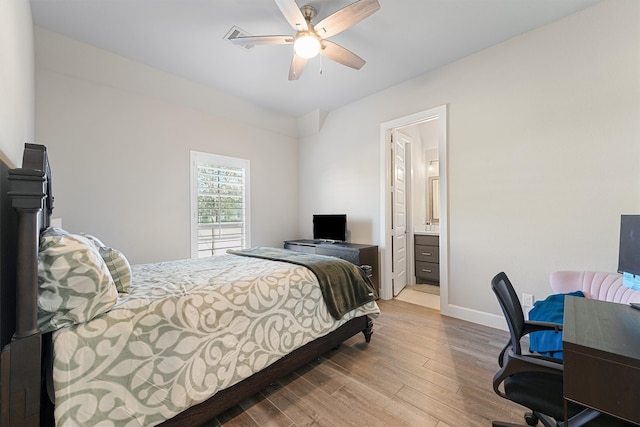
[
  {"xmin": 550, "ymin": 270, "xmax": 640, "ymax": 304},
  {"xmin": 491, "ymin": 272, "xmax": 525, "ymax": 355}
]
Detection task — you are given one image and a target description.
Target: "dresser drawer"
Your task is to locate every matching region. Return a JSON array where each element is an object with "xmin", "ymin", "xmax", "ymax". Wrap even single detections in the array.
[
  {"xmin": 416, "ymin": 261, "xmax": 439, "ymax": 282},
  {"xmin": 284, "ymin": 242, "xmax": 316, "ymax": 254},
  {"xmin": 415, "ymin": 244, "xmax": 439, "ymax": 263},
  {"xmin": 415, "ymin": 234, "xmax": 439, "ymax": 246},
  {"xmin": 316, "ymin": 247, "xmax": 359, "ymax": 264}
]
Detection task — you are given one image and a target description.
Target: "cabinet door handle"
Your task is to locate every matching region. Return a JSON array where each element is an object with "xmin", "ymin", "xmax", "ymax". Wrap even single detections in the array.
[
  {"xmin": 422, "ymin": 252, "xmax": 431, "ymax": 256},
  {"xmin": 422, "ymin": 269, "xmax": 432, "ymax": 273}
]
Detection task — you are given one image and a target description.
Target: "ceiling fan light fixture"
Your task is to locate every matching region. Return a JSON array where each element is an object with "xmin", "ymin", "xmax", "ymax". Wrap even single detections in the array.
[
  {"xmin": 234, "ymin": 0, "xmax": 381, "ymax": 79},
  {"xmin": 294, "ymin": 32, "xmax": 320, "ymax": 58}
]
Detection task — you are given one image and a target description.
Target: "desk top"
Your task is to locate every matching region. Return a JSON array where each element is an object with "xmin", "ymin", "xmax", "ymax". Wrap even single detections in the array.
[
  {"xmin": 564, "ymin": 296, "xmax": 640, "ymax": 364},
  {"xmin": 563, "ymin": 296, "xmax": 640, "ymax": 424}
]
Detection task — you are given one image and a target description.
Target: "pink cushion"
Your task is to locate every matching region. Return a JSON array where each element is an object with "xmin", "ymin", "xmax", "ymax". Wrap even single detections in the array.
[{"xmin": 549, "ymin": 271, "xmax": 640, "ymax": 304}]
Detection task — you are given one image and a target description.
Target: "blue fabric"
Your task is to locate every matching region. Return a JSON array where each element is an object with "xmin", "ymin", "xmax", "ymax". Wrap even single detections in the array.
[
  {"xmin": 528, "ymin": 291, "xmax": 585, "ymax": 359},
  {"xmin": 623, "ymin": 272, "xmax": 640, "ymax": 290}
]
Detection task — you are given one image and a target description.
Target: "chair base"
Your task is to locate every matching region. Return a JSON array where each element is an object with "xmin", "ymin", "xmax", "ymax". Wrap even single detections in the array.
[{"xmin": 493, "ymin": 410, "xmax": 557, "ymax": 427}]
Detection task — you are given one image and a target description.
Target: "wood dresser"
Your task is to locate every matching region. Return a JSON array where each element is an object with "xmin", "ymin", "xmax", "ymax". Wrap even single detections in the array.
[{"xmin": 284, "ymin": 239, "xmax": 379, "ymax": 297}]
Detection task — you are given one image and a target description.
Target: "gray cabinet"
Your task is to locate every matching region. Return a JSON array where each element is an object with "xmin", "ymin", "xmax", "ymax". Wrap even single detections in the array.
[{"xmin": 415, "ymin": 234, "xmax": 439, "ymax": 284}]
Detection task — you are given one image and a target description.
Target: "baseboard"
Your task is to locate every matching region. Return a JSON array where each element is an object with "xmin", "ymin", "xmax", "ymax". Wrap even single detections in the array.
[{"xmin": 442, "ymin": 303, "xmax": 508, "ymax": 331}]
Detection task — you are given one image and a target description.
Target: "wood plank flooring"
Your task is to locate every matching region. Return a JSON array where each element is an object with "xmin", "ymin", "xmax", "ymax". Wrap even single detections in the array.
[{"xmin": 201, "ymin": 299, "xmax": 528, "ymax": 426}]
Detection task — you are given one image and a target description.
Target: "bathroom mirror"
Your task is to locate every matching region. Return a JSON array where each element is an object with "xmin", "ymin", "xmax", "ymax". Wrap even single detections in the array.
[{"xmin": 428, "ymin": 176, "xmax": 439, "ymax": 224}]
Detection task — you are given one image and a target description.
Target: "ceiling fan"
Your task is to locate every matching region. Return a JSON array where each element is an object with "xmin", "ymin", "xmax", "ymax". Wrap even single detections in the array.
[{"xmin": 229, "ymin": 0, "xmax": 381, "ymax": 80}]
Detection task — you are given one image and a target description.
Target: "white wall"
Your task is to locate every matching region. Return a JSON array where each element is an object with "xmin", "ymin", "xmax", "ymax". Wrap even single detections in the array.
[
  {"xmin": 409, "ymin": 119, "xmax": 439, "ymax": 227},
  {"xmin": 300, "ymin": 0, "xmax": 640, "ymax": 326},
  {"xmin": 0, "ymin": 0, "xmax": 34, "ymax": 166},
  {"xmin": 406, "ymin": 127, "xmax": 426, "ymax": 227},
  {"xmin": 35, "ymin": 30, "xmax": 300, "ymax": 264},
  {"xmin": 298, "ymin": 106, "xmax": 382, "ymax": 243},
  {"xmin": 31, "ymin": 0, "xmax": 640, "ymax": 327}
]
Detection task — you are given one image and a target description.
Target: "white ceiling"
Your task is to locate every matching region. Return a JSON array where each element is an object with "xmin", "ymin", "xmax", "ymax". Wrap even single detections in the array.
[{"xmin": 30, "ymin": 0, "xmax": 601, "ymax": 118}]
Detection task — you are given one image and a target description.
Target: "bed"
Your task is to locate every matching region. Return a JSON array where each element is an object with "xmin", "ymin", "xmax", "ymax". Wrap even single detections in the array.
[{"xmin": 0, "ymin": 144, "xmax": 380, "ymax": 426}]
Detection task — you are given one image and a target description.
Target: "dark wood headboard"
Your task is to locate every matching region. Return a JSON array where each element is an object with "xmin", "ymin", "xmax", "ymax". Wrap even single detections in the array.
[
  {"xmin": 0, "ymin": 143, "xmax": 53, "ymax": 426},
  {"xmin": 0, "ymin": 157, "xmax": 18, "ymax": 350}
]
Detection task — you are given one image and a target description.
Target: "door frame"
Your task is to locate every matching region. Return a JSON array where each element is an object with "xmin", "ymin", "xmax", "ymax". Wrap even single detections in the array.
[{"xmin": 379, "ymin": 105, "xmax": 449, "ymax": 314}]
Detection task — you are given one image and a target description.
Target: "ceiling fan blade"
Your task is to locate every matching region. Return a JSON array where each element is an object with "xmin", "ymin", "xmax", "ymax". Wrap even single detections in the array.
[
  {"xmin": 320, "ymin": 40, "xmax": 366, "ymax": 70},
  {"xmin": 229, "ymin": 35, "xmax": 294, "ymax": 46},
  {"xmin": 288, "ymin": 54, "xmax": 308, "ymax": 80},
  {"xmin": 315, "ymin": 0, "xmax": 380, "ymax": 39},
  {"xmin": 274, "ymin": 0, "xmax": 308, "ymax": 31}
]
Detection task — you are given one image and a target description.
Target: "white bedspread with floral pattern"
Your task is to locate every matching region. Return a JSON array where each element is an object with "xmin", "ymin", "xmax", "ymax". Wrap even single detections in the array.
[{"xmin": 52, "ymin": 254, "xmax": 380, "ymax": 426}]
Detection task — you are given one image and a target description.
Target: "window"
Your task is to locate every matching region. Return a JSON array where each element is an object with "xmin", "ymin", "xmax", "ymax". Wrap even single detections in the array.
[{"xmin": 190, "ymin": 151, "xmax": 250, "ymax": 258}]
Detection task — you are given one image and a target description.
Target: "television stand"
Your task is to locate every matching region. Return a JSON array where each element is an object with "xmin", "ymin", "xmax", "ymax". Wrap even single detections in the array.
[{"xmin": 284, "ymin": 239, "xmax": 379, "ymax": 297}]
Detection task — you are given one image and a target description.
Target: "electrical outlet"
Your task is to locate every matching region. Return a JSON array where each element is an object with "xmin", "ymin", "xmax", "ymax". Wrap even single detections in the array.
[{"xmin": 522, "ymin": 293, "xmax": 534, "ymax": 307}]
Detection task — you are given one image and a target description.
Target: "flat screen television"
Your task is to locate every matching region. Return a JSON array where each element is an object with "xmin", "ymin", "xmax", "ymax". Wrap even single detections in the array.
[
  {"xmin": 617, "ymin": 214, "xmax": 640, "ymax": 276},
  {"xmin": 313, "ymin": 214, "xmax": 347, "ymax": 242}
]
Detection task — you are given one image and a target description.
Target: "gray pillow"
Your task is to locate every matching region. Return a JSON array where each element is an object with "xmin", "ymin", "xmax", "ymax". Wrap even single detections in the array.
[
  {"xmin": 100, "ymin": 246, "xmax": 132, "ymax": 293},
  {"xmin": 38, "ymin": 228, "xmax": 118, "ymax": 333},
  {"xmin": 82, "ymin": 232, "xmax": 132, "ymax": 293}
]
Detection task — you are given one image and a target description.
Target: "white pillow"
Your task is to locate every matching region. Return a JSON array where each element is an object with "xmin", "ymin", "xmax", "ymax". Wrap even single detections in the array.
[
  {"xmin": 81, "ymin": 232, "xmax": 106, "ymax": 249},
  {"xmin": 38, "ymin": 228, "xmax": 118, "ymax": 333}
]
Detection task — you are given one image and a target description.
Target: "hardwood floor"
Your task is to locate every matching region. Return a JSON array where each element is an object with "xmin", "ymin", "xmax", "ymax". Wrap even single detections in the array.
[{"xmin": 202, "ymin": 299, "xmax": 527, "ymax": 426}]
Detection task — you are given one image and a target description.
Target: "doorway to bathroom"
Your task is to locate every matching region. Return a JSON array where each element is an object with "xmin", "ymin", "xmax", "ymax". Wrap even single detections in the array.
[{"xmin": 380, "ymin": 105, "xmax": 448, "ymax": 313}]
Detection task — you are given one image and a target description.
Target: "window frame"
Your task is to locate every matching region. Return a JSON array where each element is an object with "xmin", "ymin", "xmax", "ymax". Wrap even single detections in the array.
[{"xmin": 190, "ymin": 150, "xmax": 251, "ymax": 258}]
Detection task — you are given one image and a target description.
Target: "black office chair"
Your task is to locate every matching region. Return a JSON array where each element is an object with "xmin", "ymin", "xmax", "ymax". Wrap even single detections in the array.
[{"xmin": 491, "ymin": 272, "xmax": 632, "ymax": 427}]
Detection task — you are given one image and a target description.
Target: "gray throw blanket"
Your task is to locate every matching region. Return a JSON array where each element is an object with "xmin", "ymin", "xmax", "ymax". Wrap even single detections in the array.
[{"xmin": 228, "ymin": 247, "xmax": 377, "ymax": 320}]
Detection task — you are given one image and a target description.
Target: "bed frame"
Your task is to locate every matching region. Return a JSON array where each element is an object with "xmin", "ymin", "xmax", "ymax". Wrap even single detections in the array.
[{"xmin": 0, "ymin": 144, "xmax": 374, "ymax": 427}]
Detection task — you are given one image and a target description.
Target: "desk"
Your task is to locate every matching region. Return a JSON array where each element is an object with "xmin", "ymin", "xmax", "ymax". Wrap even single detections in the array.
[{"xmin": 563, "ymin": 296, "xmax": 640, "ymax": 425}]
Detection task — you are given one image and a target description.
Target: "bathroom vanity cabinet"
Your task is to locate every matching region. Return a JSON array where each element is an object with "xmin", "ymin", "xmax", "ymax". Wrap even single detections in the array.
[{"xmin": 415, "ymin": 234, "xmax": 439, "ymax": 284}]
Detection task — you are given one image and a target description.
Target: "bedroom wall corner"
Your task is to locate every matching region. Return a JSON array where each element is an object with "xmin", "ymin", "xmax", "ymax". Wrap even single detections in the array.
[
  {"xmin": 34, "ymin": 30, "xmax": 300, "ymax": 264},
  {"xmin": 0, "ymin": 0, "xmax": 35, "ymax": 167},
  {"xmin": 298, "ymin": 0, "xmax": 640, "ymax": 327}
]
